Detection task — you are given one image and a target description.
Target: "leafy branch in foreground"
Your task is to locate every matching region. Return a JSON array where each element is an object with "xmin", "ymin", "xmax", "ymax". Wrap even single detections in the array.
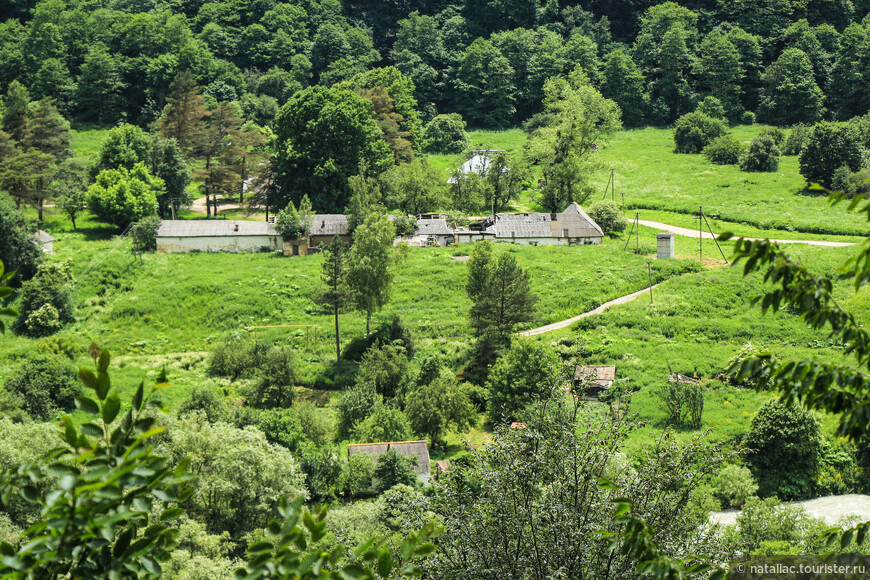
[
  {"xmin": 0, "ymin": 260, "xmax": 17, "ymax": 335},
  {"xmin": 0, "ymin": 345, "xmax": 193, "ymax": 578},
  {"xmin": 598, "ymin": 478, "xmax": 725, "ymax": 580},
  {"xmin": 234, "ymin": 496, "xmax": 441, "ymax": 580},
  {"xmin": 721, "ymin": 191, "xmax": 870, "ymax": 550}
]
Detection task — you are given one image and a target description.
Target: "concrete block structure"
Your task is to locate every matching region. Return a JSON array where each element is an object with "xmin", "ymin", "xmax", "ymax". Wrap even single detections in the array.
[{"xmin": 656, "ymin": 232, "xmax": 675, "ymax": 259}]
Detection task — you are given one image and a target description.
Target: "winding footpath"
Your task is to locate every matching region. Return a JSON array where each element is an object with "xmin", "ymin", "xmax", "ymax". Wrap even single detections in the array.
[
  {"xmin": 519, "ymin": 284, "xmax": 660, "ymax": 336},
  {"xmin": 637, "ymin": 219, "xmax": 856, "ymax": 248}
]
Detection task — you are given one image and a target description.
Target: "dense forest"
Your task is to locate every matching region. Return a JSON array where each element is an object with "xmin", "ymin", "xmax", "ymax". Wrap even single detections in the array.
[{"xmin": 2, "ymin": 0, "xmax": 870, "ymax": 129}]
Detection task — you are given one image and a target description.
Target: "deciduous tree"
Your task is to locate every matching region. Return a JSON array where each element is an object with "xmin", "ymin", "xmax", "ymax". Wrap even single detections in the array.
[{"xmin": 348, "ymin": 213, "xmax": 399, "ymax": 337}]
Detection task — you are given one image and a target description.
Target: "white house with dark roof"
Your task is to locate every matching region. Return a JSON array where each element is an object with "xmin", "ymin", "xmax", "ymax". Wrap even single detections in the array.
[{"xmin": 407, "ymin": 217, "xmax": 454, "ymax": 246}]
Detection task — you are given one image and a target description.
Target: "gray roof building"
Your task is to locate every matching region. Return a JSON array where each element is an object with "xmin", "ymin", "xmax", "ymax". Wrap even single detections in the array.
[
  {"xmin": 488, "ymin": 203, "xmax": 604, "ymax": 240},
  {"xmin": 413, "ymin": 217, "xmax": 452, "ymax": 237},
  {"xmin": 347, "ymin": 440, "xmax": 431, "ymax": 475},
  {"xmin": 309, "ymin": 214, "xmax": 349, "ymax": 237},
  {"xmin": 156, "ymin": 220, "xmax": 277, "ymax": 237}
]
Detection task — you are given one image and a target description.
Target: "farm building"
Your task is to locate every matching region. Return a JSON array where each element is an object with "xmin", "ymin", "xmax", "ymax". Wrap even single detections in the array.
[
  {"xmin": 454, "ymin": 202, "xmax": 604, "ymax": 245},
  {"xmin": 406, "ymin": 217, "xmax": 454, "ymax": 246},
  {"xmin": 156, "ymin": 220, "xmax": 280, "ymax": 253},
  {"xmin": 347, "ymin": 440, "xmax": 431, "ymax": 477},
  {"xmin": 573, "ymin": 365, "xmax": 616, "ymax": 398},
  {"xmin": 156, "ymin": 215, "xmax": 351, "ymax": 254}
]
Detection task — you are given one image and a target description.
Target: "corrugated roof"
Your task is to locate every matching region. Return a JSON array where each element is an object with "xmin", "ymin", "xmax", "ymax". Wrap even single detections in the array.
[
  {"xmin": 494, "ymin": 213, "xmax": 552, "ymax": 238},
  {"xmin": 557, "ymin": 202, "xmax": 604, "ymax": 238},
  {"xmin": 156, "ymin": 220, "xmax": 276, "ymax": 237},
  {"xmin": 347, "ymin": 440, "xmax": 431, "ymax": 474},
  {"xmin": 309, "ymin": 214, "xmax": 348, "ymax": 237},
  {"xmin": 414, "ymin": 218, "xmax": 451, "ymax": 236}
]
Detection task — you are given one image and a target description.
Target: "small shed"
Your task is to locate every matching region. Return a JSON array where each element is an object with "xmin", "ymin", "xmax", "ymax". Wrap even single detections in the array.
[
  {"xmin": 156, "ymin": 220, "xmax": 280, "ymax": 253},
  {"xmin": 33, "ymin": 230, "xmax": 55, "ymax": 254},
  {"xmin": 573, "ymin": 365, "xmax": 617, "ymax": 398},
  {"xmin": 347, "ymin": 440, "xmax": 431, "ymax": 475}
]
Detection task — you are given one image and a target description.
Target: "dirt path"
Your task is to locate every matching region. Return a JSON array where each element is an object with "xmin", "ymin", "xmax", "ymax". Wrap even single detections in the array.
[
  {"xmin": 190, "ymin": 196, "xmax": 243, "ymax": 214},
  {"xmin": 519, "ymin": 284, "xmax": 660, "ymax": 336},
  {"xmin": 710, "ymin": 494, "xmax": 870, "ymax": 527},
  {"xmin": 638, "ymin": 219, "xmax": 855, "ymax": 248}
]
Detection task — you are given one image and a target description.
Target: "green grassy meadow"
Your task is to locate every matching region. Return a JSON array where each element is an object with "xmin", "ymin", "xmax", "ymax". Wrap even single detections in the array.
[{"xmin": 12, "ymin": 123, "xmax": 868, "ymax": 461}]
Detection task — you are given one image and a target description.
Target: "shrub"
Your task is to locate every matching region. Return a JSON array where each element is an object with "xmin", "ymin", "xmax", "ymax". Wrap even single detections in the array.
[
  {"xmin": 208, "ymin": 338, "xmax": 267, "ymax": 380},
  {"xmin": 295, "ymin": 402, "xmax": 332, "ymax": 446},
  {"xmin": 342, "ymin": 316, "xmax": 415, "ymax": 362},
  {"xmin": 702, "ymin": 135, "xmax": 742, "ymax": 165},
  {"xmin": 340, "ymin": 453, "xmax": 375, "ymax": 497},
  {"xmin": 782, "ymin": 124, "xmax": 811, "ymax": 155},
  {"xmin": 406, "ymin": 379, "xmax": 476, "ymax": 445},
  {"xmin": 741, "ymin": 111, "xmax": 756, "ymax": 125},
  {"xmin": 653, "ymin": 382, "xmax": 704, "ymax": 428},
  {"xmin": 831, "ymin": 165, "xmax": 856, "ymax": 194},
  {"xmin": 274, "ymin": 195, "xmax": 313, "ymax": 241},
  {"xmin": 336, "ymin": 382, "xmax": 379, "ymax": 440},
  {"xmin": 35, "ymin": 335, "xmax": 82, "ymax": 359},
  {"xmin": 245, "ymin": 346, "xmax": 297, "ymax": 408},
  {"xmin": 673, "ymin": 112, "xmax": 728, "ymax": 154},
  {"xmin": 485, "ymin": 340, "xmax": 559, "ymax": 425},
  {"xmin": 86, "ymin": 163, "xmax": 162, "ymax": 227},
  {"xmin": 423, "ymin": 113, "xmax": 470, "ymax": 154},
  {"xmin": 131, "ymin": 214, "xmax": 161, "ymax": 253},
  {"xmin": 16, "ymin": 261, "xmax": 74, "ymax": 337},
  {"xmin": 695, "ymin": 96, "xmax": 725, "ymax": 119},
  {"xmin": 743, "ymin": 399, "xmax": 822, "ymax": 499},
  {"xmin": 178, "ymin": 385, "xmax": 230, "ymax": 423},
  {"xmin": 739, "ymin": 134, "xmax": 780, "ymax": 172},
  {"xmin": 393, "ymin": 214, "xmax": 418, "ymax": 236},
  {"xmin": 297, "ymin": 442, "xmax": 343, "ymax": 501},
  {"xmin": 713, "ymin": 464, "xmax": 758, "ymax": 508},
  {"xmin": 798, "ymin": 122, "xmax": 862, "ymax": 187},
  {"xmin": 0, "ymin": 192, "xmax": 42, "ymax": 284},
  {"xmin": 587, "ymin": 200, "xmax": 627, "ymax": 235},
  {"xmin": 373, "ymin": 449, "xmax": 417, "ymax": 493},
  {"xmin": 354, "ymin": 405, "xmax": 412, "ymax": 443},
  {"xmin": 4, "ymin": 353, "xmax": 80, "ymax": 420},
  {"xmin": 252, "ymin": 407, "xmax": 305, "ymax": 452},
  {"xmin": 356, "ymin": 344, "xmax": 409, "ymax": 399},
  {"xmin": 758, "ymin": 126, "xmax": 785, "ymax": 146}
]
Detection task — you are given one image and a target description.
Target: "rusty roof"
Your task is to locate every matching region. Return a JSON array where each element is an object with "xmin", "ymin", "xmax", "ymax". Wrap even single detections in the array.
[{"xmin": 574, "ymin": 365, "xmax": 617, "ymax": 383}]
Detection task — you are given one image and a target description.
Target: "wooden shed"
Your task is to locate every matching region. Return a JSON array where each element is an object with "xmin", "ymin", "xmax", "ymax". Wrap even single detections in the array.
[{"xmin": 573, "ymin": 365, "xmax": 617, "ymax": 398}]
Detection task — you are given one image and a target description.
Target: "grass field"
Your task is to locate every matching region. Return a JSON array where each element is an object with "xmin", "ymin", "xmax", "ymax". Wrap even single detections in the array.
[{"xmin": 531, "ymin": 242, "xmax": 867, "ymax": 452}]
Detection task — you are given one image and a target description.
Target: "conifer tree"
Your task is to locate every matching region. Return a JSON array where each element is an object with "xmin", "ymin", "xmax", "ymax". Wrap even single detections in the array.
[
  {"xmin": 2, "ymin": 80, "xmax": 30, "ymax": 143},
  {"xmin": 197, "ymin": 102, "xmax": 243, "ymax": 217},
  {"xmin": 157, "ymin": 73, "xmax": 209, "ymax": 160}
]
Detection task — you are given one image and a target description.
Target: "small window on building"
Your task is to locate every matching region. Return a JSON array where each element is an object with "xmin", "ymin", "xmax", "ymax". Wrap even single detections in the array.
[
  {"xmin": 293, "ymin": 244, "xmax": 300, "ymax": 256},
  {"xmin": 563, "ymin": 229, "xmax": 569, "ymax": 238}
]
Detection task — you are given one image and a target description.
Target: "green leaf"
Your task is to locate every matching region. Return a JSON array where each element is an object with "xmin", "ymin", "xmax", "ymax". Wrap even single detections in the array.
[
  {"xmin": 79, "ymin": 368, "xmax": 98, "ymax": 391},
  {"xmin": 95, "ymin": 371, "xmax": 111, "ymax": 401},
  {"xmin": 339, "ymin": 564, "xmax": 367, "ymax": 579},
  {"xmin": 102, "ymin": 391, "xmax": 121, "ymax": 424},
  {"xmin": 20, "ymin": 486, "xmax": 39, "ymax": 503},
  {"xmin": 75, "ymin": 396, "xmax": 100, "ymax": 415},
  {"xmin": 378, "ymin": 549, "xmax": 392, "ymax": 577},
  {"xmin": 132, "ymin": 380, "xmax": 144, "ymax": 411},
  {"xmin": 80, "ymin": 422, "xmax": 103, "ymax": 437},
  {"xmin": 98, "ymin": 348, "xmax": 111, "ymax": 373},
  {"xmin": 159, "ymin": 508, "xmax": 184, "ymax": 522}
]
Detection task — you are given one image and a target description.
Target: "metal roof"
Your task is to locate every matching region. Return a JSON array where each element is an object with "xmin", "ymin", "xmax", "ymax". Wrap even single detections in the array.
[
  {"xmin": 494, "ymin": 213, "xmax": 552, "ymax": 238},
  {"xmin": 309, "ymin": 214, "xmax": 348, "ymax": 237},
  {"xmin": 156, "ymin": 220, "xmax": 277, "ymax": 237},
  {"xmin": 555, "ymin": 202, "xmax": 605, "ymax": 238},
  {"xmin": 414, "ymin": 218, "xmax": 452, "ymax": 236}
]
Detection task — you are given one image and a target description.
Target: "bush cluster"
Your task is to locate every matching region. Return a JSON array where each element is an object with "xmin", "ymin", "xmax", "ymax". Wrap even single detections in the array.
[
  {"xmin": 673, "ymin": 112, "xmax": 729, "ymax": 154},
  {"xmin": 703, "ymin": 135, "xmax": 743, "ymax": 165},
  {"xmin": 739, "ymin": 134, "xmax": 780, "ymax": 172}
]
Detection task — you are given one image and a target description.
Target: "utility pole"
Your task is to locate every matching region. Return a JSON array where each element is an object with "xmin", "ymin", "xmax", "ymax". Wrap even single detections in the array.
[
  {"xmin": 647, "ymin": 263, "xmax": 653, "ymax": 304},
  {"xmin": 699, "ymin": 205, "xmax": 703, "ymax": 263}
]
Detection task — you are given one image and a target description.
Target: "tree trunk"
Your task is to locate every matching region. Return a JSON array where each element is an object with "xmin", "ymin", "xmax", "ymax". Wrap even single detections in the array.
[
  {"xmin": 334, "ymin": 305, "xmax": 341, "ymax": 370},
  {"xmin": 38, "ymin": 198, "xmax": 43, "ymax": 222},
  {"xmin": 206, "ymin": 193, "xmax": 211, "ymax": 217}
]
